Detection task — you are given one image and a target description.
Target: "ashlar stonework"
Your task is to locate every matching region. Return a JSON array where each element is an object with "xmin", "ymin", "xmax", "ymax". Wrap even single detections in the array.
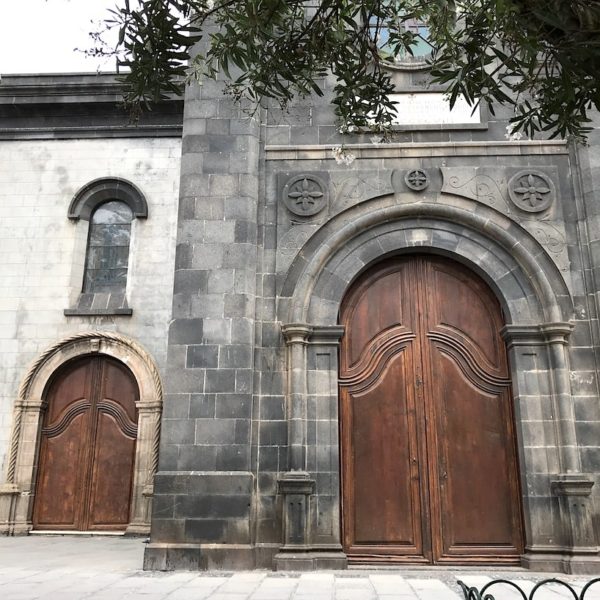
[{"xmin": 1, "ymin": 64, "xmax": 600, "ymax": 574}]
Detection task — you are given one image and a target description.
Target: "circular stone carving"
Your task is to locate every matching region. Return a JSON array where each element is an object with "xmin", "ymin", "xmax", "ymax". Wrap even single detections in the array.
[
  {"xmin": 508, "ymin": 171, "xmax": 555, "ymax": 213},
  {"xmin": 283, "ymin": 175, "xmax": 327, "ymax": 217},
  {"xmin": 405, "ymin": 169, "xmax": 429, "ymax": 191}
]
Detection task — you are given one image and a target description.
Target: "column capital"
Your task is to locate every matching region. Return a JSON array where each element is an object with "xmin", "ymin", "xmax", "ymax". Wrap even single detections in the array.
[
  {"xmin": 281, "ymin": 324, "xmax": 312, "ymax": 345},
  {"xmin": 551, "ymin": 474, "xmax": 595, "ymax": 497},
  {"xmin": 502, "ymin": 322, "xmax": 574, "ymax": 347}
]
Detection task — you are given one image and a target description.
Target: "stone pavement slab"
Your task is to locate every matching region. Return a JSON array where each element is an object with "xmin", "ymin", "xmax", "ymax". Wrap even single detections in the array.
[{"xmin": 1, "ymin": 537, "xmax": 599, "ymax": 600}]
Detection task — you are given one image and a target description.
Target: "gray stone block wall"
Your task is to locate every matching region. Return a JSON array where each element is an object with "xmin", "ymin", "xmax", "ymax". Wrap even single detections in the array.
[{"xmin": 148, "ymin": 50, "xmax": 600, "ymax": 571}]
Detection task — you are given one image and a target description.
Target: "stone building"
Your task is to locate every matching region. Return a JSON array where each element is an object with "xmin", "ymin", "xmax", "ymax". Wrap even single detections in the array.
[{"xmin": 2, "ymin": 52, "xmax": 600, "ymax": 574}]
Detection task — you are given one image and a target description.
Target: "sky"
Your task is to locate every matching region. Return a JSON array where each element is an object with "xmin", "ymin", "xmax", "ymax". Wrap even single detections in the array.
[{"xmin": 0, "ymin": 0, "xmax": 119, "ymax": 74}]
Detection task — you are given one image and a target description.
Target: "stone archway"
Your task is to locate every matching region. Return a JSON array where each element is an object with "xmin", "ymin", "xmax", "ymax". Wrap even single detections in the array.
[
  {"xmin": 0, "ymin": 331, "xmax": 162, "ymax": 536},
  {"xmin": 275, "ymin": 194, "xmax": 598, "ymax": 573}
]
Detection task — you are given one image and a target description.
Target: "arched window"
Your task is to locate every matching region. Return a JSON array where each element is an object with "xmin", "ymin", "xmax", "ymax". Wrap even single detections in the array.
[
  {"xmin": 65, "ymin": 178, "xmax": 147, "ymax": 316},
  {"xmin": 370, "ymin": 16, "xmax": 432, "ymax": 68},
  {"xmin": 84, "ymin": 200, "xmax": 133, "ymax": 293}
]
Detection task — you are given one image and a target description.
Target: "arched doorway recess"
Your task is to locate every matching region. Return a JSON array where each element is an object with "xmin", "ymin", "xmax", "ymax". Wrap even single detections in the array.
[
  {"xmin": 274, "ymin": 197, "xmax": 597, "ymax": 573},
  {"xmin": 1, "ymin": 332, "xmax": 162, "ymax": 536},
  {"xmin": 339, "ymin": 254, "xmax": 523, "ymax": 564},
  {"xmin": 33, "ymin": 355, "xmax": 139, "ymax": 531}
]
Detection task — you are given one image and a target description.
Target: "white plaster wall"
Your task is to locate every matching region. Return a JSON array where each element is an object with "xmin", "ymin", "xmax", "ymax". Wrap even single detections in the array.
[{"xmin": 0, "ymin": 138, "xmax": 181, "ymax": 482}]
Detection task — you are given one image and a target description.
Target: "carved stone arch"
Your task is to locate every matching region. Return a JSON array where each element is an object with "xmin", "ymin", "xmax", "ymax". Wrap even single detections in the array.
[
  {"xmin": 275, "ymin": 193, "xmax": 594, "ymax": 573},
  {"xmin": 0, "ymin": 331, "xmax": 162, "ymax": 535},
  {"xmin": 279, "ymin": 193, "xmax": 573, "ymax": 325},
  {"xmin": 68, "ymin": 177, "xmax": 148, "ymax": 221}
]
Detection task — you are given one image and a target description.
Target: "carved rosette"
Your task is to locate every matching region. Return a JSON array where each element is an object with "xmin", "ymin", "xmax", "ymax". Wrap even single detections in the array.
[
  {"xmin": 508, "ymin": 170, "xmax": 555, "ymax": 213},
  {"xmin": 405, "ymin": 169, "xmax": 430, "ymax": 191},
  {"xmin": 283, "ymin": 174, "xmax": 328, "ymax": 217}
]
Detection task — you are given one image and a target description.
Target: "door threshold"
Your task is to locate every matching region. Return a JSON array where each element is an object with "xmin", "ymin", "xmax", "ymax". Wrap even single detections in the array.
[
  {"xmin": 29, "ymin": 530, "xmax": 126, "ymax": 536},
  {"xmin": 348, "ymin": 564, "xmax": 528, "ymax": 571}
]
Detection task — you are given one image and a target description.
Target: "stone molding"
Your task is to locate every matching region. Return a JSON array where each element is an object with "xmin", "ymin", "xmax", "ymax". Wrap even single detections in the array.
[
  {"xmin": 282, "ymin": 324, "xmax": 345, "ymax": 346},
  {"xmin": 68, "ymin": 177, "xmax": 148, "ymax": 221},
  {"xmin": 503, "ymin": 321, "xmax": 580, "ymax": 475},
  {"xmin": 502, "ymin": 323, "xmax": 574, "ymax": 347},
  {"xmin": 280, "ymin": 199, "xmax": 572, "ymax": 325},
  {"xmin": 1, "ymin": 331, "xmax": 163, "ymax": 536},
  {"xmin": 552, "ymin": 475, "xmax": 595, "ymax": 497},
  {"xmin": 266, "ymin": 140, "xmax": 568, "ymax": 161}
]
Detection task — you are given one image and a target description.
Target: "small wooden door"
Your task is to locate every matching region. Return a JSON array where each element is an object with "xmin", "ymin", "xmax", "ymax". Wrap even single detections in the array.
[
  {"xmin": 339, "ymin": 255, "xmax": 523, "ymax": 564},
  {"xmin": 33, "ymin": 356, "xmax": 138, "ymax": 531}
]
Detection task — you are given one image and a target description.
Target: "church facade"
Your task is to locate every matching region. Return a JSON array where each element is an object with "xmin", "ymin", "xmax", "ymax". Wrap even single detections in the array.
[{"xmin": 2, "ymin": 62, "xmax": 600, "ymax": 574}]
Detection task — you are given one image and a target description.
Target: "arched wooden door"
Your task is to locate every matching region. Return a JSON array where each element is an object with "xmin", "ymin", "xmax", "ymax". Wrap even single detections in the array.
[
  {"xmin": 33, "ymin": 356, "xmax": 138, "ymax": 531},
  {"xmin": 339, "ymin": 255, "xmax": 523, "ymax": 564}
]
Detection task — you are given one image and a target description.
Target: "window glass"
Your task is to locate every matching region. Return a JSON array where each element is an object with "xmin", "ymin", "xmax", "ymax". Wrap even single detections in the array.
[
  {"xmin": 370, "ymin": 16, "xmax": 431, "ymax": 65},
  {"xmin": 83, "ymin": 201, "xmax": 133, "ymax": 293}
]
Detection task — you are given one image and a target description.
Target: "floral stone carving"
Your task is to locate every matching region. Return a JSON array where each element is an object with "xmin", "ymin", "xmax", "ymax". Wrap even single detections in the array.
[
  {"xmin": 405, "ymin": 169, "xmax": 429, "ymax": 191},
  {"xmin": 508, "ymin": 171, "xmax": 555, "ymax": 213},
  {"xmin": 283, "ymin": 174, "xmax": 328, "ymax": 217}
]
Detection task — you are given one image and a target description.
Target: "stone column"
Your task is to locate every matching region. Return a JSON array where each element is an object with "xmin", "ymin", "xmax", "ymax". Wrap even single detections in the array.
[
  {"xmin": 551, "ymin": 476, "xmax": 598, "ymax": 573},
  {"xmin": 275, "ymin": 324, "xmax": 347, "ymax": 570},
  {"xmin": 126, "ymin": 401, "xmax": 161, "ymax": 535},
  {"xmin": 540, "ymin": 324, "xmax": 581, "ymax": 473},
  {"xmin": 1, "ymin": 399, "xmax": 45, "ymax": 535},
  {"xmin": 275, "ymin": 325, "xmax": 314, "ymax": 569},
  {"xmin": 282, "ymin": 324, "xmax": 311, "ymax": 472},
  {"xmin": 504, "ymin": 323, "xmax": 599, "ymax": 573}
]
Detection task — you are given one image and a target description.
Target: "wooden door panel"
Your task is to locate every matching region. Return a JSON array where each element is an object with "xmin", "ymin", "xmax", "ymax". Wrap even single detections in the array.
[
  {"xmin": 101, "ymin": 360, "xmax": 138, "ymax": 421},
  {"xmin": 86, "ymin": 359, "xmax": 139, "ymax": 529},
  {"xmin": 33, "ymin": 357, "xmax": 93, "ymax": 530},
  {"xmin": 87, "ymin": 409, "xmax": 137, "ymax": 529},
  {"xmin": 33, "ymin": 412, "xmax": 88, "ymax": 529},
  {"xmin": 33, "ymin": 356, "xmax": 139, "ymax": 532},
  {"xmin": 424, "ymin": 257, "xmax": 522, "ymax": 562},
  {"xmin": 44, "ymin": 360, "xmax": 92, "ymax": 422},
  {"xmin": 340, "ymin": 254, "xmax": 523, "ymax": 565},
  {"xmin": 430, "ymin": 350, "xmax": 521, "ymax": 559},
  {"xmin": 428, "ymin": 264, "xmax": 504, "ymax": 371},
  {"xmin": 342, "ymin": 262, "xmax": 415, "ymax": 370},
  {"xmin": 344, "ymin": 351, "xmax": 424, "ymax": 556}
]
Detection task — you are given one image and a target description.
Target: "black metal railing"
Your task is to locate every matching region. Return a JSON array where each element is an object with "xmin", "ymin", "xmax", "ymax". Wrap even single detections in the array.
[{"xmin": 458, "ymin": 578, "xmax": 600, "ymax": 600}]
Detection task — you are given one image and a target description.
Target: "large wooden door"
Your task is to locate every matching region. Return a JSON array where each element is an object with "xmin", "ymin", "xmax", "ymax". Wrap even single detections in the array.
[
  {"xmin": 33, "ymin": 356, "xmax": 138, "ymax": 531},
  {"xmin": 339, "ymin": 255, "xmax": 523, "ymax": 564}
]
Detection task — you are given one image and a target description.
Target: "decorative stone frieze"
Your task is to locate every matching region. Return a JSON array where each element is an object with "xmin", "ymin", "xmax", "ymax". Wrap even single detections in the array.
[
  {"xmin": 404, "ymin": 168, "xmax": 430, "ymax": 191},
  {"xmin": 508, "ymin": 171, "xmax": 556, "ymax": 213},
  {"xmin": 440, "ymin": 166, "xmax": 570, "ymax": 284},
  {"xmin": 283, "ymin": 174, "xmax": 328, "ymax": 217}
]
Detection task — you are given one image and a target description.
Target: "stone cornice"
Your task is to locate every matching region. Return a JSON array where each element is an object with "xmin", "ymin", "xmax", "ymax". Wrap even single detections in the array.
[{"xmin": 266, "ymin": 140, "xmax": 568, "ymax": 161}]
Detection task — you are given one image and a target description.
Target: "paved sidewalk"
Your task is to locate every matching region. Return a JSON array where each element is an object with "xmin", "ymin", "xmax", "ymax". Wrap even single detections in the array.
[{"xmin": 1, "ymin": 536, "xmax": 598, "ymax": 600}]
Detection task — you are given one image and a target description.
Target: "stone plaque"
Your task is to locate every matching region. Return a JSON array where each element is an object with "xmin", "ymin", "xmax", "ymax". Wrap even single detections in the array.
[{"xmin": 389, "ymin": 93, "xmax": 481, "ymax": 126}]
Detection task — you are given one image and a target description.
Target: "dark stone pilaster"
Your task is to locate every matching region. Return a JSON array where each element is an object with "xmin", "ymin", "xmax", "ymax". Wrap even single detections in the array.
[{"xmin": 144, "ymin": 61, "xmax": 263, "ymax": 568}]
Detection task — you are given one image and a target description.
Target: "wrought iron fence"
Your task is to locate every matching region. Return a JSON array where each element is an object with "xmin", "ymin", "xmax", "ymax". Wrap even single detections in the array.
[{"xmin": 458, "ymin": 578, "xmax": 600, "ymax": 600}]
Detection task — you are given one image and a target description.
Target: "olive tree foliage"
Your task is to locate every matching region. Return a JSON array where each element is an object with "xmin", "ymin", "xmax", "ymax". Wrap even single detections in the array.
[{"xmin": 94, "ymin": 0, "xmax": 600, "ymax": 141}]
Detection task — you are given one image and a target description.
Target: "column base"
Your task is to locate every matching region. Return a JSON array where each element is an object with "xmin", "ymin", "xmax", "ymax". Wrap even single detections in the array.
[
  {"xmin": 274, "ymin": 550, "xmax": 348, "ymax": 571},
  {"xmin": 522, "ymin": 549, "xmax": 600, "ymax": 574},
  {"xmin": 125, "ymin": 523, "xmax": 151, "ymax": 536},
  {"xmin": 143, "ymin": 543, "xmax": 277, "ymax": 571}
]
